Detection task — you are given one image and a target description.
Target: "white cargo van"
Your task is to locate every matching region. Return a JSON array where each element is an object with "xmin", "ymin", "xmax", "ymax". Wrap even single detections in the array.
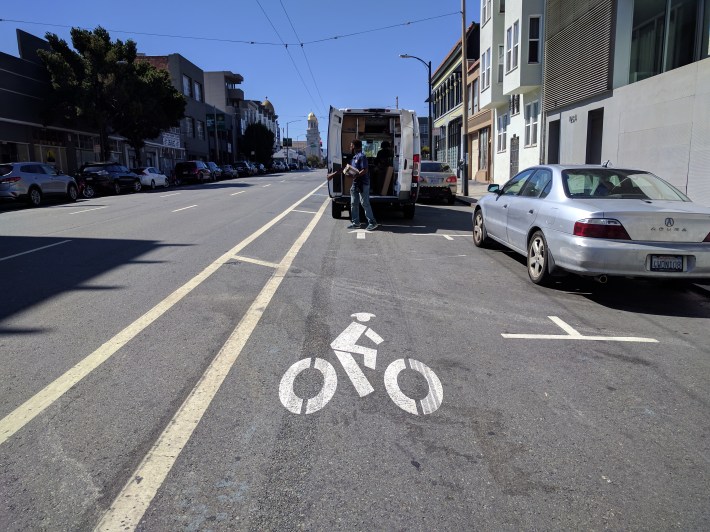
[{"xmin": 327, "ymin": 107, "xmax": 421, "ymax": 219}]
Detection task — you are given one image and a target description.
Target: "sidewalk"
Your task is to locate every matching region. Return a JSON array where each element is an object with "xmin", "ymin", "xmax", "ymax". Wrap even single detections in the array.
[{"xmin": 454, "ymin": 180, "xmax": 710, "ymax": 296}]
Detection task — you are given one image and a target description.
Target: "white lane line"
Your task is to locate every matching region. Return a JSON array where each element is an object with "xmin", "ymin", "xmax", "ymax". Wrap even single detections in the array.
[
  {"xmin": 159, "ymin": 192, "xmax": 180, "ymax": 198},
  {"xmin": 0, "ymin": 240, "xmax": 71, "ymax": 262},
  {"xmin": 0, "ymin": 183, "xmax": 326, "ymax": 447},
  {"xmin": 262, "ymin": 184, "xmax": 272, "ymax": 188},
  {"xmin": 69, "ymin": 206, "xmax": 108, "ymax": 215},
  {"xmin": 501, "ymin": 316, "xmax": 658, "ymax": 343},
  {"xmin": 292, "ymin": 209, "xmax": 317, "ymax": 214},
  {"xmin": 95, "ymin": 196, "xmax": 330, "ymax": 532},
  {"xmin": 443, "ymin": 235, "xmax": 454, "ymax": 241},
  {"xmin": 412, "ymin": 233, "xmax": 468, "ymax": 238},
  {"xmin": 172, "ymin": 205, "xmax": 197, "ymax": 212},
  {"xmin": 232, "ymin": 255, "xmax": 279, "ymax": 269},
  {"xmin": 230, "ymin": 191, "xmax": 245, "ymax": 196}
]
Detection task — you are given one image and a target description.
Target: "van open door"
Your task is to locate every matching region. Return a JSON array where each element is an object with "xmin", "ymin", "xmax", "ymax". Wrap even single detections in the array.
[
  {"xmin": 327, "ymin": 106, "xmax": 344, "ymax": 198},
  {"xmin": 398, "ymin": 109, "xmax": 416, "ymax": 198}
]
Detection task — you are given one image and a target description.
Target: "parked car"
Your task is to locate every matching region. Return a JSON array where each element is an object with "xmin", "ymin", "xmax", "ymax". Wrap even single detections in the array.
[
  {"xmin": 472, "ymin": 164, "xmax": 710, "ymax": 285},
  {"xmin": 257, "ymin": 163, "xmax": 266, "ymax": 175},
  {"xmin": 221, "ymin": 164, "xmax": 237, "ymax": 178},
  {"xmin": 174, "ymin": 161, "xmax": 211, "ymax": 184},
  {"xmin": 271, "ymin": 161, "xmax": 285, "ymax": 172},
  {"xmin": 0, "ymin": 162, "xmax": 78, "ymax": 206},
  {"xmin": 233, "ymin": 161, "xmax": 250, "ymax": 177},
  {"xmin": 245, "ymin": 162, "xmax": 258, "ymax": 176},
  {"xmin": 80, "ymin": 162, "xmax": 141, "ymax": 195},
  {"xmin": 288, "ymin": 162, "xmax": 299, "ymax": 171},
  {"xmin": 132, "ymin": 167, "xmax": 169, "ymax": 189},
  {"xmin": 418, "ymin": 161, "xmax": 457, "ymax": 204},
  {"xmin": 206, "ymin": 162, "xmax": 222, "ymax": 181}
]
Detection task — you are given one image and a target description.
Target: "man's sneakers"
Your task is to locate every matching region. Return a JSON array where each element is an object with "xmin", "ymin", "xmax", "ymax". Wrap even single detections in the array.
[
  {"xmin": 366, "ymin": 223, "xmax": 378, "ymax": 231},
  {"xmin": 346, "ymin": 223, "xmax": 361, "ymax": 229}
]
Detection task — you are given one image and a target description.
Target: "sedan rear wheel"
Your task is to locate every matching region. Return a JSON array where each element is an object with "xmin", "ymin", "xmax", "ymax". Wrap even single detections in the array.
[
  {"xmin": 114, "ymin": 181, "xmax": 122, "ymax": 195},
  {"xmin": 133, "ymin": 180, "xmax": 142, "ymax": 193},
  {"xmin": 527, "ymin": 230, "xmax": 550, "ymax": 285},
  {"xmin": 67, "ymin": 183, "xmax": 78, "ymax": 202},
  {"xmin": 472, "ymin": 209, "xmax": 489, "ymax": 248}
]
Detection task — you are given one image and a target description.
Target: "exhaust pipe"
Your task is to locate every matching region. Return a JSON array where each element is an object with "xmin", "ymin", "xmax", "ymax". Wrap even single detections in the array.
[{"xmin": 594, "ymin": 275, "xmax": 608, "ymax": 284}]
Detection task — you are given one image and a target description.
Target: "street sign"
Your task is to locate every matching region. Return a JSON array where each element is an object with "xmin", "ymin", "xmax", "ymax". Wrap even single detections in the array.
[{"xmin": 283, "ymin": 138, "xmax": 292, "ymax": 147}]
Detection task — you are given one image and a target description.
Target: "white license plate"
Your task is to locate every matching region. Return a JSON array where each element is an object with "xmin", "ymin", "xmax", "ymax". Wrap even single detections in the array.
[{"xmin": 650, "ymin": 255, "xmax": 683, "ymax": 272}]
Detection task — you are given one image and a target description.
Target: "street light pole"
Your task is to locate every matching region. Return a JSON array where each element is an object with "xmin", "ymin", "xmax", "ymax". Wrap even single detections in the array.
[
  {"xmin": 284, "ymin": 119, "xmax": 302, "ymax": 166},
  {"xmin": 399, "ymin": 54, "xmax": 432, "ymax": 160}
]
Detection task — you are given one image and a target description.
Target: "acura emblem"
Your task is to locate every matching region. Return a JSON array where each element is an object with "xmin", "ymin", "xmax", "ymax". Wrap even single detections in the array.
[{"xmin": 664, "ymin": 217, "xmax": 674, "ymax": 227}]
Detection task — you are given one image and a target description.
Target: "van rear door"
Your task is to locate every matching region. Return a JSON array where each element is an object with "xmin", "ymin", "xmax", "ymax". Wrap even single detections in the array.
[
  {"xmin": 398, "ymin": 110, "xmax": 416, "ymax": 197},
  {"xmin": 327, "ymin": 107, "xmax": 344, "ymax": 197}
]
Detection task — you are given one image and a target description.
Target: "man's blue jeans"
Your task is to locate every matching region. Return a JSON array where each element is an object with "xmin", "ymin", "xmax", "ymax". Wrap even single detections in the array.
[{"xmin": 350, "ymin": 184, "xmax": 376, "ymax": 226}]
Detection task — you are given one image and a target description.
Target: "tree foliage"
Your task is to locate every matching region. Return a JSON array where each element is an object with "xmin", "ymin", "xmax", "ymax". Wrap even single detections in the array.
[
  {"xmin": 242, "ymin": 123, "xmax": 275, "ymax": 165},
  {"xmin": 38, "ymin": 27, "xmax": 185, "ymax": 163}
]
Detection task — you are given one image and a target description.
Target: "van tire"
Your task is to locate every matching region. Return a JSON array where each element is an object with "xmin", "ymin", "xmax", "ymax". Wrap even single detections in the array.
[
  {"xmin": 403, "ymin": 204, "xmax": 415, "ymax": 219},
  {"xmin": 331, "ymin": 201, "xmax": 342, "ymax": 219}
]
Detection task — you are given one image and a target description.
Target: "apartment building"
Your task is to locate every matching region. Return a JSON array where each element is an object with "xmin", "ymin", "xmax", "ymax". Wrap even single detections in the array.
[
  {"xmin": 479, "ymin": 0, "xmax": 544, "ymax": 184},
  {"xmin": 543, "ymin": 0, "xmax": 710, "ymax": 205},
  {"xmin": 466, "ymin": 59, "xmax": 494, "ymax": 182},
  {"xmin": 204, "ymin": 71, "xmax": 244, "ymax": 164}
]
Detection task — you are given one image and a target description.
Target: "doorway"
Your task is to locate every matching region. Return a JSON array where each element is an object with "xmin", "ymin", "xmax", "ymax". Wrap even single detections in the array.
[
  {"xmin": 547, "ymin": 120, "xmax": 560, "ymax": 164},
  {"xmin": 510, "ymin": 135, "xmax": 519, "ymax": 177},
  {"xmin": 585, "ymin": 108, "xmax": 604, "ymax": 164}
]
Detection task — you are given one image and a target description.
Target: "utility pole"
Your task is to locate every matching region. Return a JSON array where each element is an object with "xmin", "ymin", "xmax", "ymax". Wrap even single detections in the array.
[{"xmin": 460, "ymin": 0, "xmax": 470, "ymax": 196}]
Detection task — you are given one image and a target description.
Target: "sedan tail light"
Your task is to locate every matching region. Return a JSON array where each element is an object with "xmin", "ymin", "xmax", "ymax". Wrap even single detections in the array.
[
  {"xmin": 446, "ymin": 176, "xmax": 457, "ymax": 184},
  {"xmin": 573, "ymin": 218, "xmax": 631, "ymax": 240},
  {"xmin": 0, "ymin": 176, "xmax": 21, "ymax": 184}
]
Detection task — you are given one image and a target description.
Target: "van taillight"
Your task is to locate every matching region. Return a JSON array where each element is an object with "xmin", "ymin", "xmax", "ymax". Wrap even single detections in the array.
[
  {"xmin": 412, "ymin": 154, "xmax": 420, "ymax": 182},
  {"xmin": 573, "ymin": 218, "xmax": 631, "ymax": 240},
  {"xmin": 0, "ymin": 176, "xmax": 21, "ymax": 184}
]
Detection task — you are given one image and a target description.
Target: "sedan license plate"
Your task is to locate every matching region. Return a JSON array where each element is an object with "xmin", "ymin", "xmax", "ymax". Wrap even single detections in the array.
[{"xmin": 649, "ymin": 255, "xmax": 683, "ymax": 272}]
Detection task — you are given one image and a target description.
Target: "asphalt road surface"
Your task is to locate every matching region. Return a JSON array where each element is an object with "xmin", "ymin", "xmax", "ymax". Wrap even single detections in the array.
[{"xmin": 1, "ymin": 169, "xmax": 708, "ymax": 530}]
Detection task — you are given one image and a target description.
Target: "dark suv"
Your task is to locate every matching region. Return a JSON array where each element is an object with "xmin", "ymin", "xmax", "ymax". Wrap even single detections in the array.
[
  {"xmin": 206, "ymin": 162, "xmax": 222, "ymax": 181},
  {"xmin": 174, "ymin": 161, "xmax": 212, "ymax": 184},
  {"xmin": 80, "ymin": 163, "xmax": 141, "ymax": 195},
  {"xmin": 233, "ymin": 161, "xmax": 250, "ymax": 177}
]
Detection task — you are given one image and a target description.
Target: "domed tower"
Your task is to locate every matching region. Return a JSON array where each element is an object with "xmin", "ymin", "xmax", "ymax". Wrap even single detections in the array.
[{"xmin": 306, "ymin": 112, "xmax": 322, "ymax": 161}]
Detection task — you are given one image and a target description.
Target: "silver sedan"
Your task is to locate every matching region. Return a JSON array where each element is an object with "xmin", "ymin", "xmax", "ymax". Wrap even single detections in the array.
[{"xmin": 472, "ymin": 165, "xmax": 710, "ymax": 285}]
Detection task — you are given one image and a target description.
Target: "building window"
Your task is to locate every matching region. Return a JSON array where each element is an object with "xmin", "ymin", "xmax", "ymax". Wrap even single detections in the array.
[
  {"xmin": 509, "ymin": 94, "xmax": 520, "ymax": 116},
  {"xmin": 481, "ymin": 48, "xmax": 491, "ymax": 90},
  {"xmin": 196, "ymin": 120, "xmax": 205, "ymax": 140},
  {"xmin": 630, "ymin": 0, "xmax": 710, "ymax": 82},
  {"xmin": 183, "ymin": 117, "xmax": 195, "ymax": 138},
  {"xmin": 193, "ymin": 81, "xmax": 203, "ymax": 102},
  {"xmin": 497, "ymin": 113, "xmax": 508, "ymax": 152},
  {"xmin": 506, "ymin": 21, "xmax": 520, "ymax": 72},
  {"xmin": 479, "ymin": 127, "xmax": 489, "ymax": 170},
  {"xmin": 524, "ymin": 101, "xmax": 539, "ymax": 146},
  {"xmin": 182, "ymin": 75, "xmax": 193, "ymax": 98},
  {"xmin": 472, "ymin": 78, "xmax": 480, "ymax": 113},
  {"xmin": 498, "ymin": 45, "xmax": 505, "ymax": 82},
  {"xmin": 499, "ymin": 0, "xmax": 505, "ymax": 12},
  {"xmin": 529, "ymin": 16, "xmax": 541, "ymax": 63},
  {"xmin": 482, "ymin": 0, "xmax": 492, "ymax": 24}
]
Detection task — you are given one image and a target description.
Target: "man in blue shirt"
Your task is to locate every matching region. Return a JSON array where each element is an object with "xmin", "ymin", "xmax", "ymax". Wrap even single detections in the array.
[{"xmin": 347, "ymin": 139, "xmax": 378, "ymax": 231}]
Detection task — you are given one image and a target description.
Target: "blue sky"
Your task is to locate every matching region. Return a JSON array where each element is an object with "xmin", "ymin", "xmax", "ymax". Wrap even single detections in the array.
[{"xmin": 0, "ymin": 0, "xmax": 480, "ymax": 142}]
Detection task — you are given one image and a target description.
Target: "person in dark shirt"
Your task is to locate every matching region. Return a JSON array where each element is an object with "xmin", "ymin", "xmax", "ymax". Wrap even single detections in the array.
[{"xmin": 347, "ymin": 139, "xmax": 377, "ymax": 230}]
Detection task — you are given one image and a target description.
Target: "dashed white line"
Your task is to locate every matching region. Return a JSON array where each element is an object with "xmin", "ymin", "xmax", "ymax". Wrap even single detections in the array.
[
  {"xmin": 0, "ymin": 240, "xmax": 71, "ymax": 262},
  {"xmin": 69, "ymin": 206, "xmax": 108, "ymax": 215},
  {"xmin": 292, "ymin": 209, "xmax": 317, "ymax": 214},
  {"xmin": 230, "ymin": 191, "xmax": 245, "ymax": 196},
  {"xmin": 172, "ymin": 205, "xmax": 197, "ymax": 212},
  {"xmin": 159, "ymin": 192, "xmax": 181, "ymax": 198},
  {"xmin": 262, "ymin": 184, "xmax": 272, "ymax": 188}
]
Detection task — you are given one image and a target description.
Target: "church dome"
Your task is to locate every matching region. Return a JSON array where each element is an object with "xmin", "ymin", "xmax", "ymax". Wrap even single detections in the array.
[
  {"xmin": 262, "ymin": 98, "xmax": 275, "ymax": 114},
  {"xmin": 307, "ymin": 112, "xmax": 317, "ymax": 122}
]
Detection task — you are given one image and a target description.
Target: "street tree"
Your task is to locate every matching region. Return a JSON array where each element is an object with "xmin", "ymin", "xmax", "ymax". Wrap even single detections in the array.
[
  {"xmin": 38, "ymin": 27, "xmax": 184, "ymax": 164},
  {"xmin": 242, "ymin": 123, "xmax": 275, "ymax": 165}
]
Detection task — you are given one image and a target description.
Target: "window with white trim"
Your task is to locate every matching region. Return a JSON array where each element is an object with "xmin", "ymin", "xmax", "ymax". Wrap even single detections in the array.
[
  {"xmin": 524, "ymin": 100, "xmax": 539, "ymax": 146},
  {"xmin": 507, "ymin": 20, "xmax": 520, "ymax": 72},
  {"xmin": 498, "ymin": 45, "xmax": 505, "ymax": 82},
  {"xmin": 481, "ymin": 47, "xmax": 491, "ymax": 90},
  {"xmin": 513, "ymin": 20, "xmax": 519, "ymax": 70},
  {"xmin": 497, "ymin": 113, "xmax": 508, "ymax": 152},
  {"xmin": 529, "ymin": 16, "xmax": 541, "ymax": 63},
  {"xmin": 482, "ymin": 0, "xmax": 492, "ymax": 24},
  {"xmin": 506, "ymin": 26, "xmax": 512, "ymax": 72}
]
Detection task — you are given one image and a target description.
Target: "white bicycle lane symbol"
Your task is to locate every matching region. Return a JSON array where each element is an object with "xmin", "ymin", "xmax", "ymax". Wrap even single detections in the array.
[{"xmin": 279, "ymin": 313, "xmax": 443, "ymax": 415}]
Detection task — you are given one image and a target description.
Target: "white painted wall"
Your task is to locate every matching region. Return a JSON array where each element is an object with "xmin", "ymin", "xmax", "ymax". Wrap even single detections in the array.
[{"xmin": 546, "ymin": 57, "xmax": 710, "ymax": 206}]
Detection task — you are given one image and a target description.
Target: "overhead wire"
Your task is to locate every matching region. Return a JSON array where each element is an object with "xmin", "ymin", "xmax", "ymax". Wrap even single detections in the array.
[{"xmin": 278, "ymin": 0, "xmax": 327, "ymax": 115}]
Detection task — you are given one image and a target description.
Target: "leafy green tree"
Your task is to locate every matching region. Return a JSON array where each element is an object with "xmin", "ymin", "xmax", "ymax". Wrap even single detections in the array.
[
  {"xmin": 38, "ymin": 27, "xmax": 185, "ymax": 164},
  {"xmin": 242, "ymin": 123, "xmax": 275, "ymax": 165}
]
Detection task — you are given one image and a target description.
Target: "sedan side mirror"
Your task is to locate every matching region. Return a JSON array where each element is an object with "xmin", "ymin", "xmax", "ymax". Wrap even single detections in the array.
[{"xmin": 487, "ymin": 183, "xmax": 501, "ymax": 194}]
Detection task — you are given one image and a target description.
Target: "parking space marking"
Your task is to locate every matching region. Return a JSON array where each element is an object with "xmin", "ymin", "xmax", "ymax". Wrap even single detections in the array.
[
  {"xmin": 0, "ymin": 240, "xmax": 71, "ymax": 262},
  {"xmin": 502, "ymin": 316, "xmax": 658, "ymax": 342},
  {"xmin": 69, "ymin": 206, "xmax": 108, "ymax": 215},
  {"xmin": 159, "ymin": 193, "xmax": 180, "ymax": 198},
  {"xmin": 232, "ymin": 255, "xmax": 279, "ymax": 269},
  {"xmin": 412, "ymin": 233, "xmax": 468, "ymax": 239},
  {"xmin": 172, "ymin": 205, "xmax": 197, "ymax": 212},
  {"xmin": 230, "ymin": 191, "xmax": 245, "ymax": 196}
]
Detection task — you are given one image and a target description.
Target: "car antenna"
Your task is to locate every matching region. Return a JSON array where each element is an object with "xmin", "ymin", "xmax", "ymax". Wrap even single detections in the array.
[{"xmin": 602, "ymin": 160, "xmax": 612, "ymax": 167}]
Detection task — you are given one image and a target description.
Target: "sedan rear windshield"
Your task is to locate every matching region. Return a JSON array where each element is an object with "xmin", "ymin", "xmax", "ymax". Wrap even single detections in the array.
[
  {"xmin": 421, "ymin": 162, "xmax": 452, "ymax": 173},
  {"xmin": 562, "ymin": 169, "xmax": 689, "ymax": 201}
]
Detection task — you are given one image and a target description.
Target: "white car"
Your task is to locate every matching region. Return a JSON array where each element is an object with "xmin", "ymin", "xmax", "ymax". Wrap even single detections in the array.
[
  {"xmin": 472, "ymin": 164, "xmax": 710, "ymax": 285},
  {"xmin": 133, "ymin": 167, "xmax": 169, "ymax": 189}
]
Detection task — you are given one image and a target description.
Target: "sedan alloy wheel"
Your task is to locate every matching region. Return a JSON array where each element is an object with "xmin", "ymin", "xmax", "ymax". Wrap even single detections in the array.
[{"xmin": 527, "ymin": 231, "xmax": 550, "ymax": 285}]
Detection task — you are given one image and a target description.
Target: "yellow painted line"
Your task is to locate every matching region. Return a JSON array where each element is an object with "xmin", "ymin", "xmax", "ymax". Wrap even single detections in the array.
[
  {"xmin": 232, "ymin": 255, "xmax": 279, "ymax": 269},
  {"xmin": 95, "ymin": 196, "xmax": 329, "ymax": 531},
  {"xmin": 0, "ymin": 183, "xmax": 326, "ymax": 447},
  {"xmin": 172, "ymin": 205, "xmax": 197, "ymax": 212},
  {"xmin": 0, "ymin": 240, "xmax": 71, "ymax": 262}
]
